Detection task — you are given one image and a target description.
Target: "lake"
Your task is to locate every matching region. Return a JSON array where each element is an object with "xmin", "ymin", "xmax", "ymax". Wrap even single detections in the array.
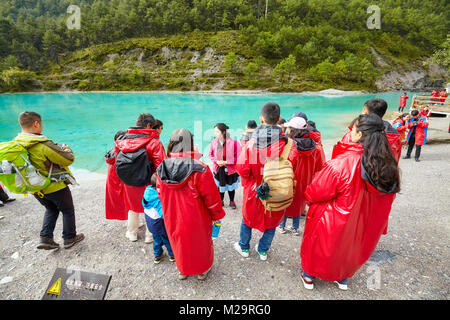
[{"xmin": 0, "ymin": 91, "xmax": 417, "ymax": 173}]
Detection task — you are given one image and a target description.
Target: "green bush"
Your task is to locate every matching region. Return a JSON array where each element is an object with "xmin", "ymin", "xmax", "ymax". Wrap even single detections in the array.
[{"xmin": 0, "ymin": 67, "xmax": 37, "ymax": 92}]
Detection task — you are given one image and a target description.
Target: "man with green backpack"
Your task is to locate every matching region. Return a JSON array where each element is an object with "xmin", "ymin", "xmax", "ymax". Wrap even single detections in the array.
[{"xmin": 0, "ymin": 111, "xmax": 84, "ymax": 250}]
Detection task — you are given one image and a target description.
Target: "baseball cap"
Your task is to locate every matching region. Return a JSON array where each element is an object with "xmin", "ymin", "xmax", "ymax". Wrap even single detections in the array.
[{"xmin": 284, "ymin": 117, "xmax": 307, "ymax": 130}]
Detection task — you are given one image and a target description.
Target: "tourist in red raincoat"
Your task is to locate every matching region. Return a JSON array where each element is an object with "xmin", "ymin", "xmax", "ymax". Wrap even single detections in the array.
[
  {"xmin": 114, "ymin": 114, "xmax": 166, "ymax": 242},
  {"xmin": 332, "ymin": 98, "xmax": 402, "ymax": 162},
  {"xmin": 104, "ymin": 131, "xmax": 127, "ymax": 220},
  {"xmin": 300, "ymin": 114, "xmax": 400, "ymax": 291},
  {"xmin": 392, "ymin": 113, "xmax": 410, "ymax": 144},
  {"xmin": 278, "ymin": 116, "xmax": 324, "ymax": 235},
  {"xmin": 157, "ymin": 129, "xmax": 225, "ymax": 280},
  {"xmin": 234, "ymin": 102, "xmax": 291, "ymax": 261}
]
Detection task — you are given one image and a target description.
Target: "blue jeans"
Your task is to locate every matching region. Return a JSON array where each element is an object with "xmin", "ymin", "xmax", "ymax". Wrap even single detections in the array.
[
  {"xmin": 153, "ymin": 234, "xmax": 174, "ymax": 257},
  {"xmin": 303, "ymin": 271, "xmax": 348, "ymax": 285},
  {"xmin": 279, "ymin": 216, "xmax": 300, "ymax": 230},
  {"xmin": 238, "ymin": 220, "xmax": 276, "ymax": 253}
]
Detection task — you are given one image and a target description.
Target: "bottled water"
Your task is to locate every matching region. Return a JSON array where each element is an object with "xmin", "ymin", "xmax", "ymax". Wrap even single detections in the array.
[
  {"xmin": 1, "ymin": 160, "xmax": 12, "ymax": 174},
  {"xmin": 25, "ymin": 165, "xmax": 46, "ymax": 186},
  {"xmin": 212, "ymin": 220, "xmax": 222, "ymax": 239}
]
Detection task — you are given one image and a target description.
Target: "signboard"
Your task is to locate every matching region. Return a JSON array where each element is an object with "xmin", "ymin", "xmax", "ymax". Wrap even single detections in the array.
[{"xmin": 42, "ymin": 267, "xmax": 112, "ymax": 300}]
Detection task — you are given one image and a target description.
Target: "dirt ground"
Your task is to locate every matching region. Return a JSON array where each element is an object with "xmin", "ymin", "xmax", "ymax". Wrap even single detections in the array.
[{"xmin": 0, "ymin": 139, "xmax": 449, "ymax": 300}]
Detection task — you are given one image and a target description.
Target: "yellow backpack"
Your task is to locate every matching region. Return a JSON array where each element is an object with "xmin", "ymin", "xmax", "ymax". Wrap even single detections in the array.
[{"xmin": 260, "ymin": 138, "xmax": 295, "ymax": 213}]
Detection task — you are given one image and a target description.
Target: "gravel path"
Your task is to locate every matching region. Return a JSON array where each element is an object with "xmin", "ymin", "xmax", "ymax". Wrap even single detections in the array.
[{"xmin": 0, "ymin": 142, "xmax": 449, "ymax": 300}]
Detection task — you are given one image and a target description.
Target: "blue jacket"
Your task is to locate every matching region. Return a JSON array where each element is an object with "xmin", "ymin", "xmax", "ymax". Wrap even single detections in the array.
[{"xmin": 142, "ymin": 186, "xmax": 167, "ymax": 236}]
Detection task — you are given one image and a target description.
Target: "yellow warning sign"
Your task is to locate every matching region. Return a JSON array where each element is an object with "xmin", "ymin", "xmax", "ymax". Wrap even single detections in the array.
[{"xmin": 47, "ymin": 278, "xmax": 61, "ymax": 295}]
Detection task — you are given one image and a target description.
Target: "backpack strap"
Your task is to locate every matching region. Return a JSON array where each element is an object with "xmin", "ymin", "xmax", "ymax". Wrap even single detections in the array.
[{"xmin": 280, "ymin": 138, "xmax": 293, "ymax": 160}]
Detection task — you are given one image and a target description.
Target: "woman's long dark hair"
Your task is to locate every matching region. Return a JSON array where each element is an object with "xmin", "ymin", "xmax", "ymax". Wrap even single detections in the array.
[
  {"xmin": 167, "ymin": 128, "xmax": 194, "ymax": 156},
  {"xmin": 353, "ymin": 114, "xmax": 400, "ymax": 193},
  {"xmin": 215, "ymin": 123, "xmax": 229, "ymax": 140}
]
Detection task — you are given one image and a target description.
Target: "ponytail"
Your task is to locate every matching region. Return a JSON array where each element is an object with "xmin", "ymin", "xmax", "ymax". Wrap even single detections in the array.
[{"xmin": 354, "ymin": 114, "xmax": 400, "ymax": 193}]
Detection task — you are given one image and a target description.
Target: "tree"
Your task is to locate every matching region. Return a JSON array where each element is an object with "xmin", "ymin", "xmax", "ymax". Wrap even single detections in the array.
[
  {"xmin": 223, "ymin": 52, "xmax": 239, "ymax": 74},
  {"xmin": 272, "ymin": 54, "xmax": 296, "ymax": 86},
  {"xmin": 1, "ymin": 67, "xmax": 37, "ymax": 91}
]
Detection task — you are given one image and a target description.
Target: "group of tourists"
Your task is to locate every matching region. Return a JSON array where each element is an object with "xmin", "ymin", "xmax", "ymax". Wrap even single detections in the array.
[{"xmin": 2, "ymin": 97, "xmax": 405, "ymax": 291}]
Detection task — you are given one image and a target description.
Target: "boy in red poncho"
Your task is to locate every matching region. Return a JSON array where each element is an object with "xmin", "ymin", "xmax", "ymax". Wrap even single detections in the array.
[{"xmin": 234, "ymin": 102, "xmax": 292, "ymax": 261}]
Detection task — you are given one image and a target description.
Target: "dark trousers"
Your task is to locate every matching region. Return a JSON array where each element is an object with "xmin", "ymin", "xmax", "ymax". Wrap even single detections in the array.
[
  {"xmin": 220, "ymin": 190, "xmax": 235, "ymax": 202},
  {"xmin": 0, "ymin": 187, "xmax": 9, "ymax": 202},
  {"xmin": 406, "ymin": 133, "xmax": 422, "ymax": 160},
  {"xmin": 34, "ymin": 187, "xmax": 76, "ymax": 240},
  {"xmin": 398, "ymin": 106, "xmax": 405, "ymax": 112}
]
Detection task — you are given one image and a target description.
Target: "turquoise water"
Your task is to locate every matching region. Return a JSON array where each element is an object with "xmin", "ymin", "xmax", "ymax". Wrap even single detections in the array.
[{"xmin": 0, "ymin": 91, "xmax": 419, "ymax": 172}]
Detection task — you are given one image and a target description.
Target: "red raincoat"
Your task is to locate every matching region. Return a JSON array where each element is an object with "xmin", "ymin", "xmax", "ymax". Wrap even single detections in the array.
[
  {"xmin": 115, "ymin": 128, "xmax": 166, "ymax": 213},
  {"xmin": 236, "ymin": 126, "xmax": 291, "ymax": 232},
  {"xmin": 309, "ymin": 131, "xmax": 326, "ymax": 163},
  {"xmin": 284, "ymin": 137, "xmax": 324, "ymax": 218},
  {"xmin": 105, "ymin": 154, "xmax": 127, "ymax": 220},
  {"xmin": 301, "ymin": 142, "xmax": 396, "ymax": 281},
  {"xmin": 157, "ymin": 151, "xmax": 226, "ymax": 275}
]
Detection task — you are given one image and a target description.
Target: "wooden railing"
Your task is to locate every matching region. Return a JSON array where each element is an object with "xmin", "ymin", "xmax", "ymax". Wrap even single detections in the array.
[{"xmin": 410, "ymin": 94, "xmax": 449, "ymax": 109}]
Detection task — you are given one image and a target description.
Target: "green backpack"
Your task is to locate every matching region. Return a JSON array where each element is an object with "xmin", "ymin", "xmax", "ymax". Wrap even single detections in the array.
[{"xmin": 0, "ymin": 141, "xmax": 51, "ymax": 195}]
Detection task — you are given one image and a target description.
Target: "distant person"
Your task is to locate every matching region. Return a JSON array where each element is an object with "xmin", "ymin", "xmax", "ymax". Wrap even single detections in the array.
[
  {"xmin": 398, "ymin": 92, "xmax": 409, "ymax": 112},
  {"xmin": 404, "ymin": 109, "xmax": 429, "ymax": 162},
  {"xmin": 104, "ymin": 131, "xmax": 127, "ymax": 221},
  {"xmin": 157, "ymin": 129, "xmax": 226, "ymax": 280},
  {"xmin": 0, "ymin": 186, "xmax": 15, "ymax": 207},
  {"xmin": 234, "ymin": 102, "xmax": 293, "ymax": 261},
  {"xmin": 278, "ymin": 116, "xmax": 324, "ymax": 235},
  {"xmin": 240, "ymin": 120, "xmax": 257, "ymax": 147},
  {"xmin": 143, "ymin": 174, "xmax": 174, "ymax": 264},
  {"xmin": 14, "ymin": 111, "xmax": 84, "ymax": 250},
  {"xmin": 209, "ymin": 123, "xmax": 241, "ymax": 209},
  {"xmin": 152, "ymin": 119, "xmax": 163, "ymax": 135},
  {"xmin": 438, "ymin": 89, "xmax": 447, "ymax": 105},
  {"xmin": 300, "ymin": 114, "xmax": 400, "ymax": 291},
  {"xmin": 430, "ymin": 89, "xmax": 439, "ymax": 104},
  {"xmin": 332, "ymin": 98, "xmax": 402, "ymax": 162},
  {"xmin": 114, "ymin": 113, "xmax": 166, "ymax": 242},
  {"xmin": 278, "ymin": 118, "xmax": 287, "ymax": 132},
  {"xmin": 392, "ymin": 113, "xmax": 410, "ymax": 144}
]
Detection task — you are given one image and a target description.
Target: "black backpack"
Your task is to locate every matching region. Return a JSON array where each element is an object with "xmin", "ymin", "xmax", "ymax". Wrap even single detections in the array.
[{"xmin": 115, "ymin": 146, "xmax": 153, "ymax": 187}]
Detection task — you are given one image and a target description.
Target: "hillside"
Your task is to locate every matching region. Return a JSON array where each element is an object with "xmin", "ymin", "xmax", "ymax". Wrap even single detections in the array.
[{"xmin": 0, "ymin": 0, "xmax": 449, "ymax": 93}]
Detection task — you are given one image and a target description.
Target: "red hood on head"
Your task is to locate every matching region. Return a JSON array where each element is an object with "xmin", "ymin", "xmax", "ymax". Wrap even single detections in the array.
[{"xmin": 115, "ymin": 128, "xmax": 159, "ymax": 152}]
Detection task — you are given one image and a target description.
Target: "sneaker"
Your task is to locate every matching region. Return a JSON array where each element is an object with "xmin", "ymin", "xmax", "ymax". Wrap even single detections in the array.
[
  {"xmin": 169, "ymin": 256, "xmax": 175, "ymax": 262},
  {"xmin": 197, "ymin": 267, "xmax": 211, "ymax": 280},
  {"xmin": 415, "ymin": 158, "xmax": 420, "ymax": 162},
  {"xmin": 403, "ymin": 155, "xmax": 411, "ymax": 159},
  {"xmin": 254, "ymin": 245, "xmax": 267, "ymax": 261},
  {"xmin": 145, "ymin": 235, "xmax": 153, "ymax": 244},
  {"xmin": 278, "ymin": 227, "xmax": 287, "ymax": 234},
  {"xmin": 233, "ymin": 242, "xmax": 249, "ymax": 258},
  {"xmin": 37, "ymin": 237, "xmax": 60, "ymax": 250},
  {"xmin": 125, "ymin": 231, "xmax": 138, "ymax": 242},
  {"xmin": 229, "ymin": 201, "xmax": 237, "ymax": 210},
  {"xmin": 64, "ymin": 233, "xmax": 85, "ymax": 249},
  {"xmin": 154, "ymin": 255, "xmax": 164, "ymax": 264},
  {"xmin": 334, "ymin": 280, "xmax": 348, "ymax": 291},
  {"xmin": 178, "ymin": 273, "xmax": 188, "ymax": 280},
  {"xmin": 3, "ymin": 198, "xmax": 15, "ymax": 204},
  {"xmin": 300, "ymin": 271, "xmax": 314, "ymax": 290},
  {"xmin": 292, "ymin": 229, "xmax": 300, "ymax": 236}
]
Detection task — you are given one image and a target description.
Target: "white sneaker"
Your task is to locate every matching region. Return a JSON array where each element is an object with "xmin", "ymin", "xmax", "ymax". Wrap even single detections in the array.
[
  {"xmin": 234, "ymin": 242, "xmax": 249, "ymax": 258},
  {"xmin": 254, "ymin": 245, "xmax": 267, "ymax": 261},
  {"xmin": 145, "ymin": 235, "xmax": 153, "ymax": 244},
  {"xmin": 125, "ymin": 231, "xmax": 138, "ymax": 242},
  {"xmin": 334, "ymin": 281, "xmax": 348, "ymax": 291},
  {"xmin": 278, "ymin": 227, "xmax": 287, "ymax": 234},
  {"xmin": 301, "ymin": 273, "xmax": 314, "ymax": 290}
]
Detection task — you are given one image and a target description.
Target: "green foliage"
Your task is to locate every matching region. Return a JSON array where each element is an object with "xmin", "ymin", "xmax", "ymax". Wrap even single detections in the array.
[
  {"xmin": 223, "ymin": 52, "xmax": 239, "ymax": 74},
  {"xmin": 0, "ymin": 67, "xmax": 37, "ymax": 91},
  {"xmin": 272, "ymin": 54, "xmax": 296, "ymax": 86}
]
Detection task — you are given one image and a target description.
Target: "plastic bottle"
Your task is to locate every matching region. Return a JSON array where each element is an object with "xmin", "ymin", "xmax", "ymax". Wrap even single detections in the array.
[
  {"xmin": 212, "ymin": 220, "xmax": 222, "ymax": 239},
  {"xmin": 1, "ymin": 160, "xmax": 12, "ymax": 174},
  {"xmin": 25, "ymin": 165, "xmax": 46, "ymax": 186}
]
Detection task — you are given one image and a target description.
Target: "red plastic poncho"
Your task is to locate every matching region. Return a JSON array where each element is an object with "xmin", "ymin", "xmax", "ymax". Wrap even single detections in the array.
[
  {"xmin": 309, "ymin": 130, "xmax": 326, "ymax": 163},
  {"xmin": 236, "ymin": 126, "xmax": 290, "ymax": 232},
  {"xmin": 105, "ymin": 154, "xmax": 127, "ymax": 220},
  {"xmin": 157, "ymin": 151, "xmax": 226, "ymax": 275},
  {"xmin": 284, "ymin": 138, "xmax": 324, "ymax": 218},
  {"xmin": 301, "ymin": 142, "xmax": 397, "ymax": 281},
  {"xmin": 115, "ymin": 128, "xmax": 166, "ymax": 213}
]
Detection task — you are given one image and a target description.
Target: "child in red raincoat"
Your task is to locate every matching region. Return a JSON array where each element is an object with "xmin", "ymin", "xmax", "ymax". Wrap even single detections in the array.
[
  {"xmin": 300, "ymin": 114, "xmax": 400, "ymax": 291},
  {"xmin": 157, "ymin": 129, "xmax": 226, "ymax": 280}
]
